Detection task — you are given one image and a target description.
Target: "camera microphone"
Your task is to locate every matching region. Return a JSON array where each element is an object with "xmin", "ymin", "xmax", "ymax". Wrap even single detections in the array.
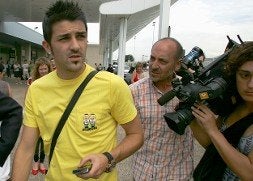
[{"xmin": 157, "ymin": 90, "xmax": 177, "ymax": 106}]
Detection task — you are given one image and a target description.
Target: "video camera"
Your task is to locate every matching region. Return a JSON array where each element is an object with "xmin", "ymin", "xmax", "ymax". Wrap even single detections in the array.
[
  {"xmin": 175, "ymin": 46, "xmax": 205, "ymax": 85},
  {"xmin": 157, "ymin": 35, "xmax": 242, "ymax": 135}
]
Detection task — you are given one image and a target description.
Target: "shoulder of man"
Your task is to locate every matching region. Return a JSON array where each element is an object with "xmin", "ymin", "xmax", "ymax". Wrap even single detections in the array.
[
  {"xmin": 28, "ymin": 71, "xmax": 55, "ymax": 88},
  {"xmin": 97, "ymin": 70, "xmax": 121, "ymax": 80},
  {"xmin": 129, "ymin": 77, "xmax": 149, "ymax": 89},
  {"xmin": 95, "ymin": 71, "xmax": 131, "ymax": 90}
]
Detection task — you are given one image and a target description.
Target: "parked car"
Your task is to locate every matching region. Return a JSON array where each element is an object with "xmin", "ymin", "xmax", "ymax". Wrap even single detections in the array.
[
  {"xmin": 113, "ymin": 65, "xmax": 130, "ymax": 75},
  {"xmin": 112, "ymin": 61, "xmax": 118, "ymax": 69},
  {"xmin": 112, "ymin": 64, "xmax": 132, "ymax": 84}
]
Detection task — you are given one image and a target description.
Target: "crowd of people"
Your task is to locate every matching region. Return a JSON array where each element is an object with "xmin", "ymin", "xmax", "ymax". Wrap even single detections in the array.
[
  {"xmin": 0, "ymin": 59, "xmax": 33, "ymax": 84},
  {"xmin": 0, "ymin": 0, "xmax": 253, "ymax": 181}
]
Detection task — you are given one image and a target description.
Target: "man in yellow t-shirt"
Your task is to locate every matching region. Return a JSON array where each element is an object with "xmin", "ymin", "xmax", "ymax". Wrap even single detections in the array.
[{"xmin": 12, "ymin": 1, "xmax": 144, "ymax": 180}]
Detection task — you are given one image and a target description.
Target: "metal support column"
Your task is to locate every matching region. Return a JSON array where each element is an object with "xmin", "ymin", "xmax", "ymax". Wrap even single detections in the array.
[
  {"xmin": 158, "ymin": 0, "xmax": 171, "ymax": 39},
  {"xmin": 28, "ymin": 43, "xmax": 31, "ymax": 62},
  {"xmin": 118, "ymin": 17, "xmax": 127, "ymax": 78},
  {"xmin": 103, "ymin": 49, "xmax": 108, "ymax": 70},
  {"xmin": 108, "ymin": 39, "xmax": 113, "ymax": 65}
]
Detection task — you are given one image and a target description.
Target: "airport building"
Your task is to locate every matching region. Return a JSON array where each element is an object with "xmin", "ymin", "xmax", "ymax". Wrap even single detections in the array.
[
  {"xmin": 0, "ymin": 0, "xmax": 177, "ymax": 76},
  {"xmin": 0, "ymin": 22, "xmax": 101, "ymax": 66}
]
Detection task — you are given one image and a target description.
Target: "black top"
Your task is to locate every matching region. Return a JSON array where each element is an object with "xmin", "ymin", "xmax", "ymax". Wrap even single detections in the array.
[{"xmin": 0, "ymin": 92, "xmax": 23, "ymax": 166}]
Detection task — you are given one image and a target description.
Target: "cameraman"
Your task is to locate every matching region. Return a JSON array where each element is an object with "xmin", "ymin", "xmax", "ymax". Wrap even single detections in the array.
[
  {"xmin": 130, "ymin": 37, "xmax": 194, "ymax": 180},
  {"xmin": 191, "ymin": 41, "xmax": 253, "ymax": 180}
]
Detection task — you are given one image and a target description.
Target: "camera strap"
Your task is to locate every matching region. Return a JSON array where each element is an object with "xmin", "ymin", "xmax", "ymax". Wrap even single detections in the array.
[
  {"xmin": 193, "ymin": 113, "xmax": 253, "ymax": 180},
  {"xmin": 48, "ymin": 70, "xmax": 98, "ymax": 165}
]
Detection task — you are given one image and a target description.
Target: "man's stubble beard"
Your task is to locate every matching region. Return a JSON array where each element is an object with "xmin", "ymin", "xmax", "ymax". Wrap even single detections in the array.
[{"xmin": 149, "ymin": 70, "xmax": 174, "ymax": 83}]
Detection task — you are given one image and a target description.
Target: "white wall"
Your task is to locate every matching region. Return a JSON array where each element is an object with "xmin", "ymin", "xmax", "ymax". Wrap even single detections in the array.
[{"xmin": 86, "ymin": 44, "xmax": 102, "ymax": 68}]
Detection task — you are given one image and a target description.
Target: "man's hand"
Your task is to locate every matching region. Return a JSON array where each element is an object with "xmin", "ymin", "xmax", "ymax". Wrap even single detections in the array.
[{"xmin": 74, "ymin": 153, "xmax": 108, "ymax": 179}]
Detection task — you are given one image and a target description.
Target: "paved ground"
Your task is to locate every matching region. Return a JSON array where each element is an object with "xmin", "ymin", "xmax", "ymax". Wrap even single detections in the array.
[{"xmin": 4, "ymin": 76, "xmax": 204, "ymax": 181}]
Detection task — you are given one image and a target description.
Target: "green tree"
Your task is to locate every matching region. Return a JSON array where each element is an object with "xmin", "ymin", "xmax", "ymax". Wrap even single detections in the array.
[{"xmin": 125, "ymin": 54, "xmax": 134, "ymax": 63}]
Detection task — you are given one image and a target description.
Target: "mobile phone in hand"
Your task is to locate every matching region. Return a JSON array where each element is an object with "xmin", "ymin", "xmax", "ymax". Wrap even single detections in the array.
[
  {"xmin": 72, "ymin": 163, "xmax": 92, "ymax": 175},
  {"xmin": 72, "ymin": 167, "xmax": 90, "ymax": 175}
]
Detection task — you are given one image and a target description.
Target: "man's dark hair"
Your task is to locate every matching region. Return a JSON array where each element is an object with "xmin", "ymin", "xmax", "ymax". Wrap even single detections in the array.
[{"xmin": 43, "ymin": 0, "xmax": 88, "ymax": 43}]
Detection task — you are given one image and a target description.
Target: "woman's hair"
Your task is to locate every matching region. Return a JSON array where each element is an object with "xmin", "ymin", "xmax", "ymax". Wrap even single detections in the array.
[
  {"xmin": 135, "ymin": 62, "xmax": 143, "ymax": 69},
  {"xmin": 31, "ymin": 57, "xmax": 52, "ymax": 81},
  {"xmin": 224, "ymin": 41, "xmax": 253, "ymax": 76},
  {"xmin": 224, "ymin": 41, "xmax": 253, "ymax": 105}
]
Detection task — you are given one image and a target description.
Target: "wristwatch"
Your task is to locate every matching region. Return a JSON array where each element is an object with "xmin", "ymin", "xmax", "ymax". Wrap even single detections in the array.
[{"xmin": 102, "ymin": 152, "xmax": 116, "ymax": 173}]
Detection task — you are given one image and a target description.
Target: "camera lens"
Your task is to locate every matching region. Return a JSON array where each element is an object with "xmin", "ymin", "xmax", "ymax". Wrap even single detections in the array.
[
  {"xmin": 206, "ymin": 78, "xmax": 227, "ymax": 99},
  {"xmin": 163, "ymin": 108, "xmax": 194, "ymax": 135},
  {"xmin": 184, "ymin": 46, "xmax": 203, "ymax": 65}
]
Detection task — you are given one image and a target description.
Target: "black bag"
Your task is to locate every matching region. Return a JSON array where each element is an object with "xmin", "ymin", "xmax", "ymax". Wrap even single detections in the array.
[
  {"xmin": 193, "ymin": 113, "xmax": 253, "ymax": 180},
  {"xmin": 193, "ymin": 143, "xmax": 226, "ymax": 181}
]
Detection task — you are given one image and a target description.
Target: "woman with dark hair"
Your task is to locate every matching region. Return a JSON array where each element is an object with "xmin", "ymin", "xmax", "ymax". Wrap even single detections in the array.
[
  {"xmin": 28, "ymin": 57, "xmax": 52, "ymax": 175},
  {"xmin": 191, "ymin": 42, "xmax": 253, "ymax": 180}
]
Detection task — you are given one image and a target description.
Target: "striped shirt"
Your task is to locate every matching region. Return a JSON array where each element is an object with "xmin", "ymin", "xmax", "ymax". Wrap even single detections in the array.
[{"xmin": 130, "ymin": 78, "xmax": 194, "ymax": 181}]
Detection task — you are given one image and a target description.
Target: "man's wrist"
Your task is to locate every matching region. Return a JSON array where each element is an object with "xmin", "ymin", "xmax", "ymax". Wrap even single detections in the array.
[{"xmin": 102, "ymin": 152, "xmax": 116, "ymax": 173}]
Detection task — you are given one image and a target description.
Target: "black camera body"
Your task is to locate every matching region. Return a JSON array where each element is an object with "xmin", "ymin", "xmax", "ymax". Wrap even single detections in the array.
[
  {"xmin": 157, "ymin": 38, "xmax": 239, "ymax": 135},
  {"xmin": 160, "ymin": 76, "xmax": 228, "ymax": 135}
]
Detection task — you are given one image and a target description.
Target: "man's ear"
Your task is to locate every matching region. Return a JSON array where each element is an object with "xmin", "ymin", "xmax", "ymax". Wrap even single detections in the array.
[
  {"xmin": 42, "ymin": 40, "xmax": 51, "ymax": 55},
  {"xmin": 175, "ymin": 59, "xmax": 181, "ymax": 72}
]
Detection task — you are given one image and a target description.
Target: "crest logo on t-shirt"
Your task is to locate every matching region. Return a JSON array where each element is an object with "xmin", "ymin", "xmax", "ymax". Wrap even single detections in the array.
[{"xmin": 82, "ymin": 114, "xmax": 97, "ymax": 131}]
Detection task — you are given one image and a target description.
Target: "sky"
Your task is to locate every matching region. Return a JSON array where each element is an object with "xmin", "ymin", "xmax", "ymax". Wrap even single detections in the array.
[
  {"xmin": 125, "ymin": 0, "xmax": 253, "ymax": 60},
  {"xmin": 20, "ymin": 0, "xmax": 253, "ymax": 61}
]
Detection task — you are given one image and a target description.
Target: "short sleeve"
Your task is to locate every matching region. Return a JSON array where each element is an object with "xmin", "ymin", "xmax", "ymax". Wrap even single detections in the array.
[{"xmin": 110, "ymin": 76, "xmax": 137, "ymax": 124}]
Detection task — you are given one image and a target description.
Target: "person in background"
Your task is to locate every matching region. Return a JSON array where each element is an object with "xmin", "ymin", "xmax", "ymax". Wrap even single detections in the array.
[
  {"xmin": 0, "ymin": 63, "xmax": 11, "ymax": 96},
  {"xmin": 142, "ymin": 62, "xmax": 149, "ymax": 78},
  {"xmin": 28, "ymin": 61, "xmax": 34, "ymax": 77},
  {"xmin": 6, "ymin": 62, "xmax": 12, "ymax": 78},
  {"xmin": 191, "ymin": 41, "xmax": 253, "ymax": 180},
  {"xmin": 50, "ymin": 58, "xmax": 56, "ymax": 70},
  {"xmin": 13, "ymin": 61, "xmax": 21, "ymax": 84},
  {"xmin": 28, "ymin": 57, "xmax": 52, "ymax": 175},
  {"xmin": 0, "ymin": 58, "xmax": 4, "ymax": 72},
  {"xmin": 106, "ymin": 63, "xmax": 114, "ymax": 73},
  {"xmin": 189, "ymin": 53, "xmax": 206, "ymax": 78},
  {"xmin": 27, "ymin": 57, "xmax": 52, "ymax": 86},
  {"xmin": 0, "ymin": 63, "xmax": 16, "ymax": 181},
  {"xmin": 198, "ymin": 54, "xmax": 205, "ymax": 67},
  {"xmin": 0, "ymin": 92, "xmax": 22, "ymax": 181},
  {"xmin": 130, "ymin": 37, "xmax": 194, "ymax": 180},
  {"xmin": 94, "ymin": 63, "xmax": 98, "ymax": 70},
  {"xmin": 12, "ymin": 1, "xmax": 143, "ymax": 180},
  {"xmin": 131, "ymin": 62, "xmax": 143, "ymax": 84},
  {"xmin": 22, "ymin": 59, "xmax": 30, "ymax": 80},
  {"xmin": 18, "ymin": 63, "xmax": 23, "ymax": 81},
  {"xmin": 97, "ymin": 63, "xmax": 103, "ymax": 71}
]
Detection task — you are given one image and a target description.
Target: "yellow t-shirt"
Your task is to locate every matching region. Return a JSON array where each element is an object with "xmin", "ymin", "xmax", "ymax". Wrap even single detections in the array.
[{"xmin": 24, "ymin": 64, "xmax": 137, "ymax": 180}]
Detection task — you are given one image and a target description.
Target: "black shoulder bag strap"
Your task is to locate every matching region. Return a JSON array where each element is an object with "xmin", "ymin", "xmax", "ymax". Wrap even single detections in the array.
[
  {"xmin": 193, "ymin": 113, "xmax": 253, "ymax": 180},
  {"xmin": 48, "ymin": 70, "xmax": 98, "ymax": 164}
]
